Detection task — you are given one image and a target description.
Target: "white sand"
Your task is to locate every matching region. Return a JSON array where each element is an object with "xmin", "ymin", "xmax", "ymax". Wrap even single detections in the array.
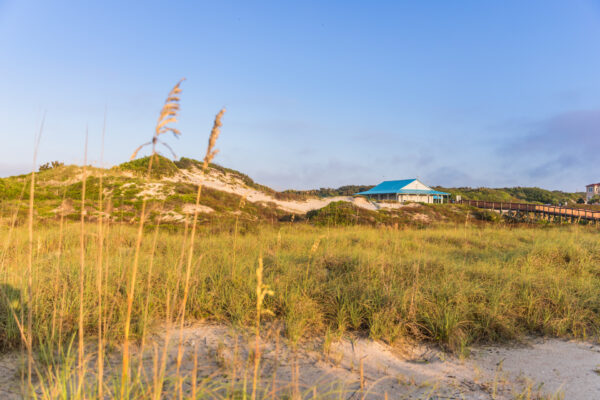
[
  {"xmin": 3, "ymin": 324, "xmax": 598, "ymax": 399},
  {"xmin": 173, "ymin": 168, "xmax": 381, "ymax": 214}
]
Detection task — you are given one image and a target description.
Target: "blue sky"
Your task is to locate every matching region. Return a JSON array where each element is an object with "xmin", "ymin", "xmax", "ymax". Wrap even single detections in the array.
[{"xmin": 1, "ymin": 0, "xmax": 600, "ymax": 191}]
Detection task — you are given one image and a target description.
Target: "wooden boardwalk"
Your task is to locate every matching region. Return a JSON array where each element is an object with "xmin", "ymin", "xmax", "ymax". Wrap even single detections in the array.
[{"xmin": 460, "ymin": 200, "xmax": 600, "ymax": 221}]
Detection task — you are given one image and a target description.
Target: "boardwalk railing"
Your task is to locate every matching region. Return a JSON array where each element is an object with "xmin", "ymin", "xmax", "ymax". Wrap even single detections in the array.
[{"xmin": 459, "ymin": 200, "xmax": 600, "ymax": 221}]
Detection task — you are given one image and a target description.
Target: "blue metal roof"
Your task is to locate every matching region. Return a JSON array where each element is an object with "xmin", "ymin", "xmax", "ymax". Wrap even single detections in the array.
[
  {"xmin": 355, "ymin": 179, "xmax": 449, "ymax": 196},
  {"xmin": 396, "ymin": 189, "xmax": 450, "ymax": 195},
  {"xmin": 356, "ymin": 179, "xmax": 416, "ymax": 195}
]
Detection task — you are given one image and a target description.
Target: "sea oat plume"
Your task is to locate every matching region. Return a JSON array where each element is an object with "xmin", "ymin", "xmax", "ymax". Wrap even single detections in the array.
[
  {"xmin": 156, "ymin": 79, "xmax": 185, "ymax": 138},
  {"xmin": 130, "ymin": 78, "xmax": 185, "ymax": 160},
  {"xmin": 202, "ymin": 107, "xmax": 226, "ymax": 171}
]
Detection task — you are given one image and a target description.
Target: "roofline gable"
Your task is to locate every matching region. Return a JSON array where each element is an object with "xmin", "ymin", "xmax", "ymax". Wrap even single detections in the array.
[
  {"xmin": 354, "ymin": 178, "xmax": 446, "ymax": 196},
  {"xmin": 412, "ymin": 178, "xmax": 433, "ymax": 191}
]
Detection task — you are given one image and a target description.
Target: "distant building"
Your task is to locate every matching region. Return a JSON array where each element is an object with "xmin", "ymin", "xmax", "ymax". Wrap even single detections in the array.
[
  {"xmin": 586, "ymin": 183, "xmax": 600, "ymax": 202},
  {"xmin": 355, "ymin": 179, "xmax": 450, "ymax": 204}
]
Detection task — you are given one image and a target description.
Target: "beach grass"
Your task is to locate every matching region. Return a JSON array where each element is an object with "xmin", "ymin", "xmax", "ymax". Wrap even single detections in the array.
[{"xmin": 2, "ymin": 221, "xmax": 599, "ymax": 356}]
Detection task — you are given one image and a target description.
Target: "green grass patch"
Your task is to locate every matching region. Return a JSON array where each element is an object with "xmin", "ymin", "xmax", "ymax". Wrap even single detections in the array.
[
  {"xmin": 2, "ymin": 221, "xmax": 599, "ymax": 354},
  {"xmin": 117, "ymin": 155, "xmax": 179, "ymax": 178}
]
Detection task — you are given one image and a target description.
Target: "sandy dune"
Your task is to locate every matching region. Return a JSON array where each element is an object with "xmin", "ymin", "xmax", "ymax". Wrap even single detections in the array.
[
  {"xmin": 170, "ymin": 169, "xmax": 377, "ymax": 214},
  {"xmin": 172, "ymin": 168, "xmax": 407, "ymax": 214}
]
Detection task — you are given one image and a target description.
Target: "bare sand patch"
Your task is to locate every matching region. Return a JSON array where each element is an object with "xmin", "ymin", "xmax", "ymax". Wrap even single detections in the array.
[
  {"xmin": 136, "ymin": 182, "xmax": 167, "ymax": 200},
  {"xmin": 2, "ymin": 324, "xmax": 597, "ymax": 399},
  {"xmin": 411, "ymin": 213, "xmax": 431, "ymax": 223},
  {"xmin": 182, "ymin": 203, "xmax": 214, "ymax": 214},
  {"xmin": 470, "ymin": 338, "xmax": 600, "ymax": 399}
]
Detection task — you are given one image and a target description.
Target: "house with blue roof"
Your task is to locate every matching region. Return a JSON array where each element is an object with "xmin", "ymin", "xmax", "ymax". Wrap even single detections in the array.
[{"xmin": 355, "ymin": 179, "xmax": 450, "ymax": 204}]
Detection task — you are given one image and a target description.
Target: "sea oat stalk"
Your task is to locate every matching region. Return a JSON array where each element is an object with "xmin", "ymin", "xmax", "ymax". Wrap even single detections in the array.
[
  {"xmin": 172, "ymin": 107, "xmax": 225, "ymax": 395},
  {"xmin": 96, "ymin": 112, "xmax": 106, "ymax": 399},
  {"xmin": 252, "ymin": 255, "xmax": 274, "ymax": 400},
  {"xmin": 122, "ymin": 79, "xmax": 184, "ymax": 398},
  {"xmin": 27, "ymin": 115, "xmax": 44, "ymax": 388},
  {"xmin": 78, "ymin": 130, "xmax": 88, "ymax": 395}
]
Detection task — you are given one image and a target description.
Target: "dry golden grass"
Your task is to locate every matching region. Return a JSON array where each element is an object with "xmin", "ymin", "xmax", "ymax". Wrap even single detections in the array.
[{"xmin": 123, "ymin": 79, "xmax": 189, "ymax": 398}]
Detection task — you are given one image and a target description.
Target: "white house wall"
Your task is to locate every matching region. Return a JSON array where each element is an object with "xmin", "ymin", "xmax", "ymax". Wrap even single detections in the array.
[
  {"xmin": 403, "ymin": 179, "xmax": 433, "ymax": 191},
  {"xmin": 398, "ymin": 194, "xmax": 434, "ymax": 204}
]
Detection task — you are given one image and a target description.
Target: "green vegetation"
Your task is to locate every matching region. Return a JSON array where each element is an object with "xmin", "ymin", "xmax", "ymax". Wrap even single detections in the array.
[
  {"xmin": 307, "ymin": 201, "xmax": 385, "ymax": 226},
  {"xmin": 38, "ymin": 161, "xmax": 64, "ymax": 171},
  {"xmin": 2, "ymin": 221, "xmax": 599, "ymax": 356},
  {"xmin": 436, "ymin": 186, "xmax": 584, "ymax": 205},
  {"xmin": 306, "ymin": 201, "xmax": 492, "ymax": 227},
  {"xmin": 588, "ymin": 195, "xmax": 600, "ymax": 204},
  {"xmin": 117, "ymin": 155, "xmax": 179, "ymax": 178},
  {"xmin": 0, "ymin": 160, "xmax": 290, "ymax": 229}
]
